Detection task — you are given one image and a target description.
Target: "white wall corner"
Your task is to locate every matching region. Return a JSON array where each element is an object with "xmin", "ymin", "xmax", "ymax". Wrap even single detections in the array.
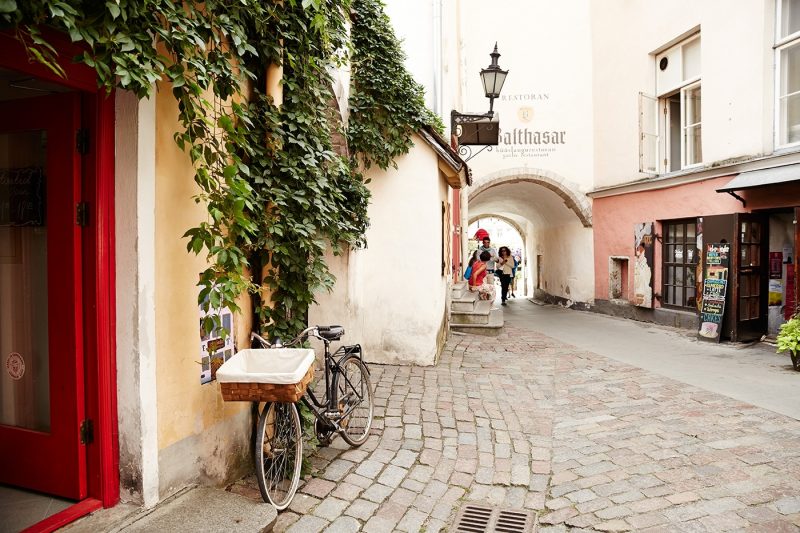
[{"xmin": 114, "ymin": 88, "xmax": 160, "ymax": 508}]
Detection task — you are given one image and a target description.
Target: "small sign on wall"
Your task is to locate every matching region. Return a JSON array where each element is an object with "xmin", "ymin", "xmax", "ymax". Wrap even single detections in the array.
[{"xmin": 200, "ymin": 307, "xmax": 234, "ymax": 384}]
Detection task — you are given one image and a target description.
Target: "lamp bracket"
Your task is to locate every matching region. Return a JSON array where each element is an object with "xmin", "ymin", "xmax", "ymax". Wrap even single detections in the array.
[
  {"xmin": 457, "ymin": 144, "xmax": 493, "ymax": 163},
  {"xmin": 451, "ymin": 110, "xmax": 495, "ymax": 126}
]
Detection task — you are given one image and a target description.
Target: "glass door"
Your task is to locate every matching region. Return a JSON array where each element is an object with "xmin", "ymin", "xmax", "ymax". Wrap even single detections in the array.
[
  {"xmin": 734, "ymin": 213, "xmax": 768, "ymax": 342},
  {"xmin": 0, "ymin": 92, "xmax": 86, "ymax": 499}
]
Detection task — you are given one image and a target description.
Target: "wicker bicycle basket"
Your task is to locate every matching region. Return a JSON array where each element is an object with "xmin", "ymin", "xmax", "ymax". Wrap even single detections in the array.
[{"xmin": 220, "ymin": 364, "xmax": 314, "ymax": 403}]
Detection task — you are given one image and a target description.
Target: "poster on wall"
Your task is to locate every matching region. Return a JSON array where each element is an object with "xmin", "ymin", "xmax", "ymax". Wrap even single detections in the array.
[
  {"xmin": 786, "ymin": 266, "xmax": 796, "ymax": 320},
  {"xmin": 0, "ymin": 167, "xmax": 45, "ymax": 226},
  {"xmin": 199, "ymin": 307, "xmax": 235, "ymax": 384},
  {"xmin": 770, "ymin": 252, "xmax": 783, "ymax": 279},
  {"xmin": 695, "ymin": 218, "xmax": 704, "ymax": 312},
  {"xmin": 698, "ymin": 243, "xmax": 730, "ymax": 342},
  {"xmin": 633, "ymin": 222, "xmax": 655, "ymax": 308}
]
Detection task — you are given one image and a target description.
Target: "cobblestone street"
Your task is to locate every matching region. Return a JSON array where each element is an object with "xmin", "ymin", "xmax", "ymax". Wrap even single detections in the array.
[{"xmin": 231, "ymin": 322, "xmax": 800, "ymax": 532}]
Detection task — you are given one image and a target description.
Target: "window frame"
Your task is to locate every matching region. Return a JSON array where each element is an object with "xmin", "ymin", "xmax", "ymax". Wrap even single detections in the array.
[
  {"xmin": 681, "ymin": 81, "xmax": 702, "ymax": 168},
  {"xmin": 661, "ymin": 218, "xmax": 699, "ymax": 310},
  {"xmin": 644, "ymin": 33, "xmax": 702, "ymax": 174},
  {"xmin": 775, "ymin": 0, "xmax": 800, "ymax": 149}
]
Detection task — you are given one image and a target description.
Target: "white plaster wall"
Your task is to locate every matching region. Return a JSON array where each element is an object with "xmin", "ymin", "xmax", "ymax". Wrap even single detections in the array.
[
  {"xmin": 459, "ymin": 0, "xmax": 595, "ymax": 193},
  {"xmin": 591, "ymin": 0, "xmax": 774, "ymax": 188},
  {"xmin": 533, "ymin": 222, "xmax": 594, "ymax": 304},
  {"xmin": 525, "ymin": 219, "xmax": 537, "ymax": 298},
  {"xmin": 114, "ymin": 90, "xmax": 160, "ymax": 507},
  {"xmin": 310, "ymin": 134, "xmax": 449, "ymax": 366}
]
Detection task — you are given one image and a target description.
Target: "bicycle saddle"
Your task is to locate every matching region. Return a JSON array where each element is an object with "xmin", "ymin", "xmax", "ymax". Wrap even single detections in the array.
[{"xmin": 317, "ymin": 325, "xmax": 344, "ymax": 341}]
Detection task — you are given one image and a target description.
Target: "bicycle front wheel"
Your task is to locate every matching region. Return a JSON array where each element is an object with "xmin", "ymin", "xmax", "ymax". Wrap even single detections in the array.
[
  {"xmin": 336, "ymin": 356, "xmax": 374, "ymax": 447},
  {"xmin": 255, "ymin": 402, "xmax": 302, "ymax": 510}
]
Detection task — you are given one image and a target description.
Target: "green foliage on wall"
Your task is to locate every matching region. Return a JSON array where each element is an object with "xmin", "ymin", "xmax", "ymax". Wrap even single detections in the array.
[{"xmin": 348, "ymin": 0, "xmax": 444, "ymax": 171}]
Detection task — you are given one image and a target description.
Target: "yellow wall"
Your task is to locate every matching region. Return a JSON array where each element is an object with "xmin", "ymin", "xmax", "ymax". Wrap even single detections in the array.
[{"xmin": 153, "ymin": 85, "xmax": 252, "ymax": 487}]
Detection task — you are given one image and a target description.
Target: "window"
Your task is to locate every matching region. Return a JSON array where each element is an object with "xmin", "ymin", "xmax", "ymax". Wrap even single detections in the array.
[
  {"xmin": 639, "ymin": 34, "xmax": 702, "ymax": 173},
  {"xmin": 662, "ymin": 219, "xmax": 698, "ymax": 309},
  {"xmin": 777, "ymin": 0, "xmax": 800, "ymax": 146}
]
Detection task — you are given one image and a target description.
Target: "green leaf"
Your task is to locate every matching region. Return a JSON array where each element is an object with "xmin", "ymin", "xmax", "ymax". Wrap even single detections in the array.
[
  {"xmin": 106, "ymin": 1, "xmax": 121, "ymax": 19},
  {"xmin": 0, "ymin": 0, "xmax": 17, "ymax": 13}
]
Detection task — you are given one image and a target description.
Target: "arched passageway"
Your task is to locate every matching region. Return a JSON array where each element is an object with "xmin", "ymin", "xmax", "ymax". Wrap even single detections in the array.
[
  {"xmin": 468, "ymin": 215, "xmax": 529, "ymax": 297},
  {"xmin": 466, "ymin": 168, "xmax": 594, "ymax": 304}
]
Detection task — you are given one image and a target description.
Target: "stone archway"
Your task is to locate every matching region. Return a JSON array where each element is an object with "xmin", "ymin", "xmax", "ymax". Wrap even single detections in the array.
[
  {"xmin": 467, "ymin": 213, "xmax": 527, "ymax": 241},
  {"xmin": 469, "ymin": 167, "xmax": 592, "ymax": 227}
]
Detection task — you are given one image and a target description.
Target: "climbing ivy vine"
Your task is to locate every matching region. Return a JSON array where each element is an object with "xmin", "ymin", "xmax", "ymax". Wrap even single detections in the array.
[
  {"xmin": 1, "ymin": 0, "xmax": 433, "ymax": 340},
  {"xmin": 348, "ymin": 0, "xmax": 444, "ymax": 170}
]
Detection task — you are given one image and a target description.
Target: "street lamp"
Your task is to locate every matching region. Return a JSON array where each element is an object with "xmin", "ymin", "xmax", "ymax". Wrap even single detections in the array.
[
  {"xmin": 480, "ymin": 43, "xmax": 508, "ymax": 117},
  {"xmin": 451, "ymin": 43, "xmax": 509, "ymax": 155}
]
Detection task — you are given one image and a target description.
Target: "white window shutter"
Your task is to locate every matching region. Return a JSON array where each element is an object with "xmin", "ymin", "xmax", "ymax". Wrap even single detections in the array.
[{"xmin": 639, "ymin": 92, "xmax": 659, "ymax": 173}]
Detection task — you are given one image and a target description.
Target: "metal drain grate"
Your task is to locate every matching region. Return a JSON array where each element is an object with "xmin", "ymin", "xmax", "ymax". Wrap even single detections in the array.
[{"xmin": 452, "ymin": 503, "xmax": 534, "ymax": 533}]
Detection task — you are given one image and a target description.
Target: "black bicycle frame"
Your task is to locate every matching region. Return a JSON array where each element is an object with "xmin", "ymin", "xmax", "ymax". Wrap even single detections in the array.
[{"xmin": 301, "ymin": 342, "xmax": 364, "ymax": 424}]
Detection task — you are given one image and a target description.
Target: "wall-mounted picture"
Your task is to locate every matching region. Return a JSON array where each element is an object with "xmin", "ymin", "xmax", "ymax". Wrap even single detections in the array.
[{"xmin": 199, "ymin": 306, "xmax": 234, "ymax": 384}]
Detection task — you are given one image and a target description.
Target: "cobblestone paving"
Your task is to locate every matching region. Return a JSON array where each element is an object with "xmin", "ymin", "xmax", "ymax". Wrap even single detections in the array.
[{"xmin": 229, "ymin": 326, "xmax": 800, "ymax": 532}]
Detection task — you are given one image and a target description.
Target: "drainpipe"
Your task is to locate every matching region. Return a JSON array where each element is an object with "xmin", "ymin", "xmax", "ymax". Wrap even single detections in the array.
[
  {"xmin": 432, "ymin": 0, "xmax": 443, "ymax": 116},
  {"xmin": 454, "ymin": 0, "xmax": 471, "ymax": 268}
]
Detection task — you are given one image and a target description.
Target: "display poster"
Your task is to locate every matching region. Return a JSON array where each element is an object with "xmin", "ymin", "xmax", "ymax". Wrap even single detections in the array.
[
  {"xmin": 770, "ymin": 252, "xmax": 783, "ymax": 279},
  {"xmin": 633, "ymin": 222, "xmax": 655, "ymax": 308},
  {"xmin": 786, "ymin": 266, "xmax": 796, "ymax": 320},
  {"xmin": 698, "ymin": 243, "xmax": 730, "ymax": 342},
  {"xmin": 199, "ymin": 307, "xmax": 235, "ymax": 384},
  {"xmin": 0, "ymin": 167, "xmax": 45, "ymax": 226}
]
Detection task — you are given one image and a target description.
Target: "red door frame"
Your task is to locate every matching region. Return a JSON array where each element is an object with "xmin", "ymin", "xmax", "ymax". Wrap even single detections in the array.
[{"xmin": 1, "ymin": 29, "xmax": 120, "ymax": 516}]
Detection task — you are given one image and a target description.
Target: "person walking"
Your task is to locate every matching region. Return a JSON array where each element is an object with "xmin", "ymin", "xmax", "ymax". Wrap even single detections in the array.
[
  {"xmin": 510, "ymin": 254, "xmax": 520, "ymax": 298},
  {"xmin": 497, "ymin": 246, "xmax": 514, "ymax": 305},
  {"xmin": 477, "ymin": 237, "xmax": 499, "ymax": 283}
]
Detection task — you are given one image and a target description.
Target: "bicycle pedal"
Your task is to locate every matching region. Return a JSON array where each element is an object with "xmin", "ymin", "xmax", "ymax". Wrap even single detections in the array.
[{"xmin": 324, "ymin": 410, "xmax": 342, "ymax": 420}]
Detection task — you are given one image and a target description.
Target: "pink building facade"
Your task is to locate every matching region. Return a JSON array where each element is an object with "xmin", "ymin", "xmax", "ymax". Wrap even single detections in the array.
[{"xmin": 592, "ymin": 173, "xmax": 800, "ymax": 341}]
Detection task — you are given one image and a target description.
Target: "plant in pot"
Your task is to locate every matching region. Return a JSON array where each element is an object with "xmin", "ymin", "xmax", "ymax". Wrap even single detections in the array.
[{"xmin": 776, "ymin": 315, "xmax": 800, "ymax": 371}]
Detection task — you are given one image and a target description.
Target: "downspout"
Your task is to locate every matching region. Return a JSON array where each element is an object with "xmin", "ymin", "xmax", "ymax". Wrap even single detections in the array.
[
  {"xmin": 455, "ymin": 0, "xmax": 470, "ymax": 268},
  {"xmin": 432, "ymin": 0, "xmax": 443, "ymax": 116}
]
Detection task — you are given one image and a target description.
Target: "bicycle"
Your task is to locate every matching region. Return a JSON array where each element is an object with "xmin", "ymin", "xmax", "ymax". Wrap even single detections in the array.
[{"xmin": 249, "ymin": 325, "xmax": 374, "ymax": 509}]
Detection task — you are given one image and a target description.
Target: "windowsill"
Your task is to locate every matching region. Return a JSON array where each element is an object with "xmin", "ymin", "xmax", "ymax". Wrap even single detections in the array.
[
  {"xmin": 773, "ymin": 143, "xmax": 800, "ymax": 155},
  {"xmin": 658, "ymin": 305, "xmax": 698, "ymax": 314}
]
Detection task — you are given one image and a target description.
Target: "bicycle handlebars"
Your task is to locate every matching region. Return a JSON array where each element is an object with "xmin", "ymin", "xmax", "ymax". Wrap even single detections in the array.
[{"xmin": 250, "ymin": 325, "xmax": 326, "ymax": 349}]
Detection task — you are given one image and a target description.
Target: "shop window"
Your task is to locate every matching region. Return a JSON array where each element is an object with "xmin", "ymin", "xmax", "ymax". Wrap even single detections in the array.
[
  {"xmin": 639, "ymin": 34, "xmax": 702, "ymax": 173},
  {"xmin": 777, "ymin": 0, "xmax": 800, "ymax": 147},
  {"xmin": 662, "ymin": 219, "xmax": 699, "ymax": 309}
]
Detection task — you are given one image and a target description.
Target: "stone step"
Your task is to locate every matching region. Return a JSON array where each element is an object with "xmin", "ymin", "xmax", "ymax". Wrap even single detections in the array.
[
  {"xmin": 451, "ymin": 280, "xmax": 468, "ymax": 299},
  {"xmin": 450, "ymin": 300, "xmax": 492, "ymax": 325},
  {"xmin": 452, "ymin": 290, "xmax": 480, "ymax": 312},
  {"xmin": 61, "ymin": 486, "xmax": 277, "ymax": 533},
  {"xmin": 450, "ymin": 308, "xmax": 505, "ymax": 336}
]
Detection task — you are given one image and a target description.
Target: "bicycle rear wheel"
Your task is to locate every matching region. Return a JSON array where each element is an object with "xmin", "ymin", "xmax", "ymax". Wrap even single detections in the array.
[
  {"xmin": 255, "ymin": 402, "xmax": 302, "ymax": 509},
  {"xmin": 336, "ymin": 356, "xmax": 374, "ymax": 447}
]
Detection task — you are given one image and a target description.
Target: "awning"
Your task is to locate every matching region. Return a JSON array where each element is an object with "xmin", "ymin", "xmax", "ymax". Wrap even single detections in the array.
[{"xmin": 717, "ymin": 164, "xmax": 800, "ymax": 193}]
